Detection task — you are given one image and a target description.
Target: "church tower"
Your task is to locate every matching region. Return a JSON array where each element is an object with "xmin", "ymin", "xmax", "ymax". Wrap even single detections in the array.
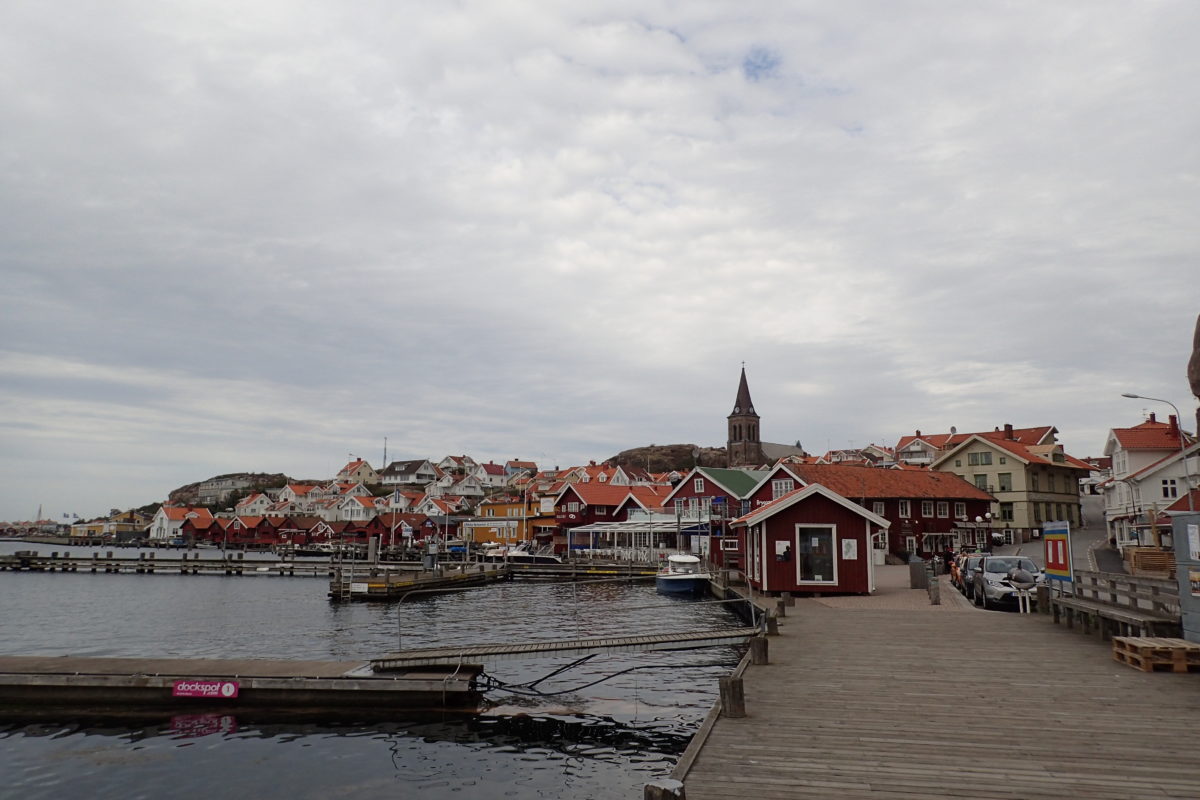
[{"xmin": 727, "ymin": 367, "xmax": 765, "ymax": 468}]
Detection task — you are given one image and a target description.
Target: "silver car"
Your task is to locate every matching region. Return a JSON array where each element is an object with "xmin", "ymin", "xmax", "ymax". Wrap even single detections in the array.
[{"xmin": 971, "ymin": 556, "xmax": 1044, "ymax": 609}]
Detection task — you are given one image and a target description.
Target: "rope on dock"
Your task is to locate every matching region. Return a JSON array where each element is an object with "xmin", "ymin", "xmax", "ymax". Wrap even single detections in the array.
[{"xmin": 478, "ymin": 660, "xmax": 736, "ymax": 697}]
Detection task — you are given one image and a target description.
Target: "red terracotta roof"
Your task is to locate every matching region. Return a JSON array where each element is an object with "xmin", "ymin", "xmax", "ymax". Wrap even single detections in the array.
[
  {"xmin": 480, "ymin": 462, "xmax": 506, "ymax": 476},
  {"xmin": 898, "ymin": 426, "xmax": 1057, "ymax": 452},
  {"xmin": 560, "ymin": 483, "xmax": 641, "ymax": 506},
  {"xmin": 1165, "ymin": 489, "xmax": 1200, "ymax": 513},
  {"xmin": 781, "ymin": 463, "xmax": 993, "ymax": 500},
  {"xmin": 161, "ymin": 506, "xmax": 215, "ymax": 523},
  {"xmin": 1111, "ymin": 418, "xmax": 1191, "ymax": 450}
]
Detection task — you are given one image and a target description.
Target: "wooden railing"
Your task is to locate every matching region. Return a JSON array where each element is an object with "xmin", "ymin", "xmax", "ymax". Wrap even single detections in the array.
[{"xmin": 1068, "ymin": 569, "xmax": 1180, "ymax": 618}]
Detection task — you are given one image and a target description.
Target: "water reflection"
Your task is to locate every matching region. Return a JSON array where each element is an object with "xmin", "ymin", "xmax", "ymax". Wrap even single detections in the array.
[
  {"xmin": 0, "ymin": 545, "xmax": 743, "ymax": 798},
  {"xmin": 0, "ymin": 709, "xmax": 693, "ymax": 800}
]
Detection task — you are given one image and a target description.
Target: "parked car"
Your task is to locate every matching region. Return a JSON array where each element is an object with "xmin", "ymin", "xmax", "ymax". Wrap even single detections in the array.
[
  {"xmin": 957, "ymin": 555, "xmax": 985, "ymax": 598},
  {"xmin": 972, "ymin": 556, "xmax": 1044, "ymax": 609}
]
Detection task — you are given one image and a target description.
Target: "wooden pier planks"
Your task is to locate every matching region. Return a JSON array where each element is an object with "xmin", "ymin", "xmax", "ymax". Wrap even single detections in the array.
[
  {"xmin": 370, "ymin": 627, "xmax": 759, "ymax": 669},
  {"xmin": 681, "ymin": 593, "xmax": 1200, "ymax": 799}
]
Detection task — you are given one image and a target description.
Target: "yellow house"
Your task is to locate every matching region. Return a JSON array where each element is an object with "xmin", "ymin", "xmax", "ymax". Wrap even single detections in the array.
[
  {"xmin": 931, "ymin": 434, "xmax": 1092, "ymax": 544},
  {"xmin": 460, "ymin": 496, "xmax": 552, "ymax": 545}
]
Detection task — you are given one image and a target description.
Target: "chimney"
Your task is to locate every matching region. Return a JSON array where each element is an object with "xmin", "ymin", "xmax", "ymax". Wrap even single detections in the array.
[
  {"xmin": 1149, "ymin": 412, "xmax": 1157, "ymax": 423},
  {"xmin": 915, "ymin": 429, "xmax": 921, "ymax": 437},
  {"xmin": 1004, "ymin": 423, "xmax": 1014, "ymax": 440},
  {"xmin": 1169, "ymin": 415, "xmax": 1179, "ymax": 438}
]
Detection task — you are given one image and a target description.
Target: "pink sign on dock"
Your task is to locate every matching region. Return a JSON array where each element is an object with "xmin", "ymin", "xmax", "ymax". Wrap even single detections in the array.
[{"xmin": 172, "ymin": 680, "xmax": 239, "ymax": 699}]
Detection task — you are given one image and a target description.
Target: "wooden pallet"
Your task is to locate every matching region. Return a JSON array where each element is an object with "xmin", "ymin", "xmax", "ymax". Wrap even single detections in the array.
[{"xmin": 1112, "ymin": 636, "xmax": 1200, "ymax": 673}]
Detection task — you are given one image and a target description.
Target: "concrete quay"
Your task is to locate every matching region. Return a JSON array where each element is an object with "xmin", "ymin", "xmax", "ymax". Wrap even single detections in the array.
[{"xmin": 669, "ymin": 565, "xmax": 1200, "ymax": 799}]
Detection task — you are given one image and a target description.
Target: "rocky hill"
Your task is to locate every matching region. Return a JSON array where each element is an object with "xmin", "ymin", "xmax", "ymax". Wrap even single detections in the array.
[
  {"xmin": 167, "ymin": 472, "xmax": 291, "ymax": 506},
  {"xmin": 607, "ymin": 444, "xmax": 727, "ymax": 473}
]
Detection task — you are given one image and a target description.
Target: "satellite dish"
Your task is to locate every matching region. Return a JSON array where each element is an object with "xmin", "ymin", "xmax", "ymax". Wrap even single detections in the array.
[{"xmin": 950, "ymin": 426, "xmax": 957, "ymax": 435}]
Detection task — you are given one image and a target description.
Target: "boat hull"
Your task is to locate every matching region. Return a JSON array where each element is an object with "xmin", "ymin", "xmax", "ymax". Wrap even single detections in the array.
[{"xmin": 655, "ymin": 574, "xmax": 709, "ymax": 596}]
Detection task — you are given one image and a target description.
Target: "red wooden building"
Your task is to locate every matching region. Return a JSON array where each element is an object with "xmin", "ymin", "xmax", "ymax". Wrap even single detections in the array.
[
  {"xmin": 731, "ymin": 483, "xmax": 890, "ymax": 595},
  {"xmin": 745, "ymin": 463, "xmax": 993, "ymax": 559}
]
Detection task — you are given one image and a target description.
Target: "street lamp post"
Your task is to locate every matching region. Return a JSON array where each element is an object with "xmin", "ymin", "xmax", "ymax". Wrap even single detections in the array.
[
  {"xmin": 975, "ymin": 512, "xmax": 993, "ymax": 550},
  {"xmin": 1122, "ymin": 393, "xmax": 1195, "ymax": 512}
]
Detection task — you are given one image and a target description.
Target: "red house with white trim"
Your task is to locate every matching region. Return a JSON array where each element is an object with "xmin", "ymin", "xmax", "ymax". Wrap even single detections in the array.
[
  {"xmin": 732, "ymin": 483, "xmax": 890, "ymax": 595},
  {"xmin": 746, "ymin": 462, "xmax": 993, "ymax": 559}
]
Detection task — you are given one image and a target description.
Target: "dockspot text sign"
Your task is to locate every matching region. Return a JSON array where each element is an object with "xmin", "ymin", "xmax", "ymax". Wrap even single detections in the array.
[
  {"xmin": 172, "ymin": 680, "xmax": 240, "ymax": 699},
  {"xmin": 1042, "ymin": 521, "xmax": 1072, "ymax": 583}
]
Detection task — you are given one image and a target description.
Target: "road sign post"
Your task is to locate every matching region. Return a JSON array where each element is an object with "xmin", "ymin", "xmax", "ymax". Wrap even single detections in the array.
[{"xmin": 1043, "ymin": 521, "xmax": 1072, "ymax": 595}]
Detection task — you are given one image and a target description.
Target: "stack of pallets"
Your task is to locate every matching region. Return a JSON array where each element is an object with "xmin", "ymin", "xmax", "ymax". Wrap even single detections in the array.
[{"xmin": 1112, "ymin": 636, "xmax": 1200, "ymax": 673}]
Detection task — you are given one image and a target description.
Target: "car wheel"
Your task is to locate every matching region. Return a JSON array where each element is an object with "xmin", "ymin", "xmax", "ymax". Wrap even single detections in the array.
[{"xmin": 980, "ymin": 589, "xmax": 991, "ymax": 610}]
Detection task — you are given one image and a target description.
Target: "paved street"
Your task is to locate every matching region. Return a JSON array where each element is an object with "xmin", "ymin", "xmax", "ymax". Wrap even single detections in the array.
[{"xmin": 992, "ymin": 493, "xmax": 1124, "ymax": 573}]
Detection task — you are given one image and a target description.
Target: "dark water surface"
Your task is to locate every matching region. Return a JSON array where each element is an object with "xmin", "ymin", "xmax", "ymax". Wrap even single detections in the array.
[{"xmin": 0, "ymin": 542, "xmax": 741, "ymax": 799}]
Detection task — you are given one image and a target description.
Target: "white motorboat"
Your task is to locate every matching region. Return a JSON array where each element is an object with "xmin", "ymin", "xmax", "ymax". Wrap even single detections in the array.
[
  {"xmin": 655, "ymin": 554, "xmax": 710, "ymax": 596},
  {"xmin": 480, "ymin": 542, "xmax": 562, "ymax": 564}
]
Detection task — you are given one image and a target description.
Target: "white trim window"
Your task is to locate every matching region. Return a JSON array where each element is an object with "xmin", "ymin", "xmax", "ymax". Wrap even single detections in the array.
[
  {"xmin": 771, "ymin": 479, "xmax": 795, "ymax": 500},
  {"xmin": 873, "ymin": 501, "xmax": 885, "ymax": 516},
  {"xmin": 937, "ymin": 501, "xmax": 949, "ymax": 518},
  {"xmin": 921, "ymin": 501, "xmax": 934, "ymax": 517},
  {"xmin": 954, "ymin": 502, "xmax": 967, "ymax": 518},
  {"xmin": 694, "ymin": 478, "xmax": 705, "ymax": 493},
  {"xmin": 1163, "ymin": 479, "xmax": 1178, "ymax": 499},
  {"xmin": 794, "ymin": 524, "xmax": 837, "ymax": 584},
  {"xmin": 898, "ymin": 500, "xmax": 911, "ymax": 518}
]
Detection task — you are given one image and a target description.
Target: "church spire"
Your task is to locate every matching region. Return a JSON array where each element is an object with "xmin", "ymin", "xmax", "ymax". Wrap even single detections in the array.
[
  {"xmin": 730, "ymin": 366, "xmax": 757, "ymax": 417},
  {"xmin": 726, "ymin": 365, "xmax": 764, "ymax": 468}
]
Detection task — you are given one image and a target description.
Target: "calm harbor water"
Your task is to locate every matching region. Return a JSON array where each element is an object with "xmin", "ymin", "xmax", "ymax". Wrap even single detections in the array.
[{"xmin": 0, "ymin": 542, "xmax": 742, "ymax": 799}]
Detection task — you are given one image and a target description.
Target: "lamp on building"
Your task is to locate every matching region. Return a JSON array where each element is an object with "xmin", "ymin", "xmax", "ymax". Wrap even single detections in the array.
[{"xmin": 1121, "ymin": 393, "xmax": 1195, "ymax": 512}]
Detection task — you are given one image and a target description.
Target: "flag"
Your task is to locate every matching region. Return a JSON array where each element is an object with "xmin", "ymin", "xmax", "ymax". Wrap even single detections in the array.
[{"xmin": 63, "ymin": 513, "xmax": 69, "ymax": 519}]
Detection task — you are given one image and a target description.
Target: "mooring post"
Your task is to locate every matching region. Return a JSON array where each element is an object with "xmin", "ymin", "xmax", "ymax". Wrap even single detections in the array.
[
  {"xmin": 719, "ymin": 675, "xmax": 746, "ymax": 718},
  {"xmin": 644, "ymin": 778, "xmax": 686, "ymax": 800},
  {"xmin": 749, "ymin": 635, "xmax": 768, "ymax": 665},
  {"xmin": 765, "ymin": 608, "xmax": 779, "ymax": 636},
  {"xmin": 775, "ymin": 597, "xmax": 786, "ymax": 617},
  {"xmin": 781, "ymin": 591, "xmax": 794, "ymax": 606}
]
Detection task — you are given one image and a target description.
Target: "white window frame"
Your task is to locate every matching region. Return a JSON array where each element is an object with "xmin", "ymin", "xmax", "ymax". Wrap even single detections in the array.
[
  {"xmin": 794, "ymin": 524, "xmax": 838, "ymax": 585},
  {"xmin": 936, "ymin": 501, "xmax": 948, "ymax": 518},
  {"xmin": 694, "ymin": 478, "xmax": 704, "ymax": 493},
  {"xmin": 873, "ymin": 501, "xmax": 885, "ymax": 516},
  {"xmin": 771, "ymin": 479, "xmax": 795, "ymax": 499},
  {"xmin": 898, "ymin": 500, "xmax": 911, "ymax": 518},
  {"xmin": 921, "ymin": 501, "xmax": 934, "ymax": 517},
  {"xmin": 954, "ymin": 502, "xmax": 966, "ymax": 518}
]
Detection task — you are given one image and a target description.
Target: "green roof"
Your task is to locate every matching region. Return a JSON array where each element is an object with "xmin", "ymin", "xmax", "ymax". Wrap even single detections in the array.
[{"xmin": 697, "ymin": 467, "xmax": 770, "ymax": 498}]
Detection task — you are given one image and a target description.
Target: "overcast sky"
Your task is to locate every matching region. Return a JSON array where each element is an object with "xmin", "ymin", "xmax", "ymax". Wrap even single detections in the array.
[{"xmin": 2, "ymin": 1, "xmax": 1198, "ymax": 521}]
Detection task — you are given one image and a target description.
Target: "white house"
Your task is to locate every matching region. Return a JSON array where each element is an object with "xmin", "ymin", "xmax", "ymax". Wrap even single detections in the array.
[
  {"xmin": 1101, "ymin": 412, "xmax": 1198, "ymax": 550},
  {"xmin": 379, "ymin": 459, "xmax": 438, "ymax": 486},
  {"xmin": 149, "ymin": 506, "xmax": 215, "ymax": 541}
]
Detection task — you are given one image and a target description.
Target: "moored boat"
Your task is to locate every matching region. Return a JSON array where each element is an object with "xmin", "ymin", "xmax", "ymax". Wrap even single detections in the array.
[
  {"xmin": 655, "ymin": 554, "xmax": 709, "ymax": 596},
  {"xmin": 480, "ymin": 542, "xmax": 563, "ymax": 564}
]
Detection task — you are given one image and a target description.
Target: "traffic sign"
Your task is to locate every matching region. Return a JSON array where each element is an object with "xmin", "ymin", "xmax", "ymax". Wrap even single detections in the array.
[{"xmin": 1043, "ymin": 521, "xmax": 1072, "ymax": 583}]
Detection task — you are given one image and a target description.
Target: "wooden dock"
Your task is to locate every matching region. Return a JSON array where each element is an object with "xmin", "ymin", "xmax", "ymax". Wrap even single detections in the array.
[
  {"xmin": 0, "ymin": 655, "xmax": 481, "ymax": 711},
  {"xmin": 0, "ymin": 550, "xmax": 335, "ymax": 577},
  {"xmin": 329, "ymin": 563, "xmax": 510, "ymax": 599},
  {"xmin": 675, "ymin": 567, "xmax": 1200, "ymax": 799},
  {"xmin": 370, "ymin": 627, "xmax": 759, "ymax": 669}
]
